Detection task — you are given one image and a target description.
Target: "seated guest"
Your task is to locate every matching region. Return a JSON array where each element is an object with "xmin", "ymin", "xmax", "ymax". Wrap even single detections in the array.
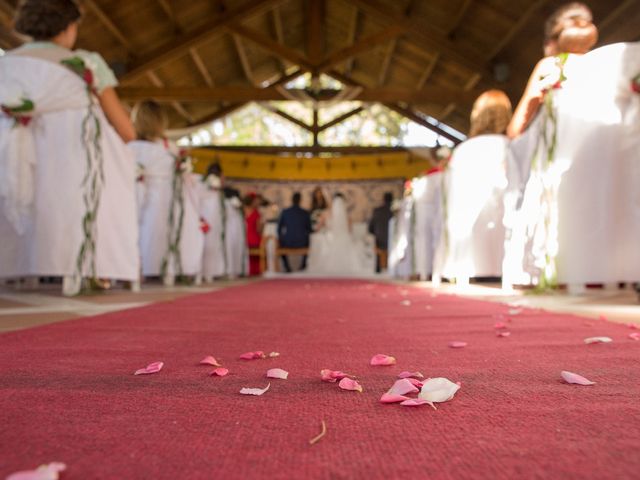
[
  {"xmin": 434, "ymin": 90, "xmax": 512, "ymax": 287},
  {"xmin": 278, "ymin": 192, "xmax": 311, "ymax": 272},
  {"xmin": 129, "ymin": 101, "xmax": 203, "ymax": 285},
  {"xmin": 368, "ymin": 192, "xmax": 393, "ymax": 272},
  {"xmin": 199, "ymin": 163, "xmax": 226, "ymax": 282},
  {"xmin": 0, "ymin": 0, "xmax": 138, "ymax": 295}
]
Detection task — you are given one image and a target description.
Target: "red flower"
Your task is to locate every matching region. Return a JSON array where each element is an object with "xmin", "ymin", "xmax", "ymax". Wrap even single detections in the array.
[
  {"xmin": 199, "ymin": 217, "xmax": 210, "ymax": 234},
  {"xmin": 136, "ymin": 175, "xmax": 144, "ymax": 183},
  {"xmin": 18, "ymin": 116, "xmax": 32, "ymax": 127},
  {"xmin": 83, "ymin": 69, "xmax": 94, "ymax": 86}
]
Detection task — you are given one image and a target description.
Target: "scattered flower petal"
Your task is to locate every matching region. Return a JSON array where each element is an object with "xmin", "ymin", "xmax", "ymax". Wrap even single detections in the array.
[
  {"xmin": 628, "ymin": 332, "xmax": 640, "ymax": 341},
  {"xmin": 266, "ymin": 368, "xmax": 289, "ymax": 379},
  {"xmin": 209, "ymin": 367, "xmax": 229, "ymax": 377},
  {"xmin": 199, "ymin": 356, "xmax": 221, "ymax": 367},
  {"xmin": 320, "ymin": 369, "xmax": 353, "ymax": 382},
  {"xmin": 309, "ymin": 420, "xmax": 327, "ymax": 445},
  {"xmin": 448, "ymin": 341, "xmax": 467, "ymax": 348},
  {"xmin": 584, "ymin": 337, "xmax": 613, "ymax": 344},
  {"xmin": 268, "ymin": 352, "xmax": 280, "ymax": 358},
  {"xmin": 239, "ymin": 351, "xmax": 266, "ymax": 360},
  {"xmin": 406, "ymin": 377, "xmax": 424, "ymax": 388},
  {"xmin": 370, "ymin": 354, "xmax": 396, "ymax": 366},
  {"xmin": 338, "ymin": 377, "xmax": 363, "ymax": 393},
  {"xmin": 388, "ymin": 378, "xmax": 419, "ymax": 396},
  {"xmin": 425, "ymin": 305, "xmax": 433, "ymax": 310},
  {"xmin": 419, "ymin": 377, "xmax": 461, "ymax": 403},
  {"xmin": 6, "ymin": 463, "xmax": 66, "ymax": 480},
  {"xmin": 240, "ymin": 383, "xmax": 270, "ymax": 396},
  {"xmin": 599, "ymin": 315, "xmax": 608, "ymax": 321},
  {"xmin": 398, "ymin": 371, "xmax": 424, "ymax": 379},
  {"xmin": 494, "ymin": 322, "xmax": 507, "ymax": 329},
  {"xmin": 400, "ymin": 398, "xmax": 437, "ymax": 409},
  {"xmin": 134, "ymin": 361, "xmax": 163, "ymax": 375},
  {"xmin": 400, "ymin": 300, "xmax": 412, "ymax": 306},
  {"xmin": 628, "ymin": 323, "xmax": 639, "ymax": 330},
  {"xmin": 561, "ymin": 371, "xmax": 595, "ymax": 386},
  {"xmin": 508, "ymin": 308, "xmax": 523, "ymax": 315},
  {"xmin": 496, "ymin": 331, "xmax": 511, "ymax": 337},
  {"xmin": 380, "ymin": 393, "xmax": 411, "ymax": 403}
]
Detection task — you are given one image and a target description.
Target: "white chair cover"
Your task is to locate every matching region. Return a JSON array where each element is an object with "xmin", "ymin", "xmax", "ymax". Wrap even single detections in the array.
[{"xmin": 0, "ymin": 56, "xmax": 139, "ymax": 280}]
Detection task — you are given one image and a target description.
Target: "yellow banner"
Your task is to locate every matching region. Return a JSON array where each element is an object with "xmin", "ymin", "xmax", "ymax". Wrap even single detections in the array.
[{"xmin": 190, "ymin": 149, "xmax": 433, "ymax": 180}]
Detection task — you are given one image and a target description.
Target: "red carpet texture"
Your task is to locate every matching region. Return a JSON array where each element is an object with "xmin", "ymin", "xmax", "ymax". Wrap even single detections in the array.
[{"xmin": 1, "ymin": 280, "xmax": 639, "ymax": 479}]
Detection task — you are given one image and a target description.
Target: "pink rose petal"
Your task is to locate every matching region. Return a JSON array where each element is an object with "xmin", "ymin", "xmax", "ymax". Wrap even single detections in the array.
[
  {"xmin": 239, "ymin": 351, "xmax": 266, "ymax": 360},
  {"xmin": 388, "ymin": 378, "xmax": 419, "ymax": 396},
  {"xmin": 199, "ymin": 356, "xmax": 221, "ymax": 367},
  {"xmin": 266, "ymin": 368, "xmax": 289, "ymax": 379},
  {"xmin": 496, "ymin": 331, "xmax": 511, "ymax": 337},
  {"xmin": 561, "ymin": 371, "xmax": 595, "ymax": 386},
  {"xmin": 370, "ymin": 354, "xmax": 396, "ymax": 366},
  {"xmin": 380, "ymin": 393, "xmax": 411, "ymax": 403},
  {"xmin": 584, "ymin": 336, "xmax": 613, "ymax": 344},
  {"xmin": 400, "ymin": 398, "xmax": 437, "ymax": 409},
  {"xmin": 134, "ymin": 361, "xmax": 163, "ymax": 375},
  {"xmin": 494, "ymin": 322, "xmax": 507, "ymax": 329},
  {"xmin": 338, "ymin": 377, "xmax": 363, "ymax": 393},
  {"xmin": 209, "ymin": 367, "xmax": 229, "ymax": 377},
  {"xmin": 320, "ymin": 369, "xmax": 353, "ymax": 382},
  {"xmin": 398, "ymin": 371, "xmax": 424, "ymax": 379},
  {"xmin": 448, "ymin": 341, "xmax": 467, "ymax": 348},
  {"xmin": 628, "ymin": 323, "xmax": 639, "ymax": 330},
  {"xmin": 240, "ymin": 383, "xmax": 270, "ymax": 395},
  {"xmin": 268, "ymin": 352, "xmax": 280, "ymax": 358},
  {"xmin": 599, "ymin": 315, "xmax": 608, "ymax": 321},
  {"xmin": 6, "ymin": 462, "xmax": 66, "ymax": 480},
  {"xmin": 628, "ymin": 332, "xmax": 640, "ymax": 341},
  {"xmin": 406, "ymin": 377, "xmax": 424, "ymax": 389}
]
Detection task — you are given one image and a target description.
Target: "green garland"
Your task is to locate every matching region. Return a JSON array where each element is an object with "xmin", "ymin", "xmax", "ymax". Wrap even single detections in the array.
[{"xmin": 160, "ymin": 154, "xmax": 189, "ymax": 279}]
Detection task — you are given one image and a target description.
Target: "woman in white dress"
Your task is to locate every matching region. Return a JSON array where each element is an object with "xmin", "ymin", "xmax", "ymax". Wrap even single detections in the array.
[
  {"xmin": 387, "ymin": 187, "xmax": 415, "ymax": 279},
  {"xmin": 224, "ymin": 188, "xmax": 248, "ymax": 278},
  {"xmin": 306, "ymin": 193, "xmax": 375, "ymax": 276},
  {"xmin": 0, "ymin": 0, "xmax": 139, "ymax": 295},
  {"xmin": 199, "ymin": 163, "xmax": 227, "ymax": 282},
  {"xmin": 129, "ymin": 101, "xmax": 203, "ymax": 284}
]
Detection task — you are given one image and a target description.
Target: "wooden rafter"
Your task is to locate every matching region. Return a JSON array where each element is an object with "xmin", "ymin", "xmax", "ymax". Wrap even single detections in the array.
[
  {"xmin": 384, "ymin": 103, "xmax": 461, "ymax": 143},
  {"xmin": 597, "ymin": 0, "xmax": 638, "ymax": 38},
  {"xmin": 447, "ymin": 0, "xmax": 473, "ymax": 37},
  {"xmin": 117, "ymin": 85, "xmax": 479, "ymax": 104},
  {"xmin": 343, "ymin": 6, "xmax": 359, "ymax": 75},
  {"xmin": 318, "ymin": 106, "xmax": 365, "ymax": 132},
  {"xmin": 486, "ymin": 0, "xmax": 549, "ymax": 60},
  {"xmin": 307, "ymin": 0, "xmax": 325, "ymax": 65},
  {"xmin": 439, "ymin": 72, "xmax": 481, "ymax": 121},
  {"xmin": 348, "ymin": 0, "xmax": 486, "ymax": 74},
  {"xmin": 416, "ymin": 53, "xmax": 440, "ymax": 90},
  {"xmin": 189, "ymin": 48, "xmax": 215, "ymax": 87},
  {"xmin": 146, "ymin": 71, "xmax": 194, "ymax": 123},
  {"xmin": 121, "ymin": 0, "xmax": 285, "ymax": 83},
  {"xmin": 232, "ymin": 34, "xmax": 255, "ymax": 85},
  {"xmin": 84, "ymin": 0, "xmax": 134, "ymax": 53},
  {"xmin": 271, "ymin": 6, "xmax": 289, "ymax": 73},
  {"xmin": 378, "ymin": 38, "xmax": 397, "ymax": 86},
  {"xmin": 261, "ymin": 104, "xmax": 313, "ymax": 131}
]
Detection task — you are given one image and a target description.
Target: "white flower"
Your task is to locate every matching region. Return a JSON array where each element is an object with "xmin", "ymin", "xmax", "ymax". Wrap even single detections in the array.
[
  {"xmin": 230, "ymin": 197, "xmax": 241, "ymax": 208},
  {"xmin": 436, "ymin": 146, "xmax": 452, "ymax": 160},
  {"xmin": 418, "ymin": 377, "xmax": 460, "ymax": 403},
  {"xmin": 207, "ymin": 174, "xmax": 221, "ymax": 189}
]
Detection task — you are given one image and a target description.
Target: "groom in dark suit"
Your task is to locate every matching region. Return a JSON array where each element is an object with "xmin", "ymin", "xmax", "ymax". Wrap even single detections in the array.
[{"xmin": 278, "ymin": 192, "xmax": 312, "ymax": 272}]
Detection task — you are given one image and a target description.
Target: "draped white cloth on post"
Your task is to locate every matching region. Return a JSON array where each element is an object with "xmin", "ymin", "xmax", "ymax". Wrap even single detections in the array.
[
  {"xmin": 0, "ymin": 56, "xmax": 139, "ymax": 280},
  {"xmin": 199, "ymin": 178, "xmax": 227, "ymax": 279},
  {"xmin": 411, "ymin": 172, "xmax": 443, "ymax": 280},
  {"xmin": 387, "ymin": 195, "xmax": 414, "ymax": 279}
]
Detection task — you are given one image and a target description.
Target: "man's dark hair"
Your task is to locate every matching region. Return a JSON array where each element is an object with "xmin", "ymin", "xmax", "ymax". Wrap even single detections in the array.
[
  {"xmin": 544, "ymin": 2, "xmax": 592, "ymax": 41},
  {"xmin": 14, "ymin": 0, "xmax": 82, "ymax": 40},
  {"xmin": 383, "ymin": 192, "xmax": 393, "ymax": 205},
  {"xmin": 207, "ymin": 162, "xmax": 222, "ymax": 177},
  {"xmin": 292, "ymin": 192, "xmax": 302, "ymax": 205}
]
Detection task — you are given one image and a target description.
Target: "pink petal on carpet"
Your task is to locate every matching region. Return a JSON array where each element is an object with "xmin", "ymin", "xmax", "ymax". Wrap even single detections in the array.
[
  {"xmin": 494, "ymin": 322, "xmax": 507, "ymax": 329},
  {"xmin": 320, "ymin": 369, "xmax": 352, "ymax": 382},
  {"xmin": 400, "ymin": 300, "xmax": 412, "ymax": 306},
  {"xmin": 400, "ymin": 398, "xmax": 436, "ymax": 409},
  {"xmin": 508, "ymin": 308, "xmax": 523, "ymax": 315},
  {"xmin": 134, "ymin": 361, "xmax": 163, "ymax": 375},
  {"xmin": 496, "ymin": 331, "xmax": 511, "ymax": 338},
  {"xmin": 419, "ymin": 377, "xmax": 461, "ymax": 403},
  {"xmin": 268, "ymin": 352, "xmax": 280, "ymax": 358},
  {"xmin": 266, "ymin": 368, "xmax": 289, "ymax": 379},
  {"xmin": 628, "ymin": 332, "xmax": 640, "ymax": 341},
  {"xmin": 239, "ymin": 351, "xmax": 266, "ymax": 360},
  {"xmin": 199, "ymin": 356, "xmax": 221, "ymax": 367},
  {"xmin": 448, "ymin": 341, "xmax": 467, "ymax": 348},
  {"xmin": 561, "ymin": 371, "xmax": 595, "ymax": 386},
  {"xmin": 380, "ymin": 393, "xmax": 410, "ymax": 403},
  {"xmin": 6, "ymin": 462, "xmax": 66, "ymax": 480},
  {"xmin": 406, "ymin": 378, "xmax": 424, "ymax": 388},
  {"xmin": 240, "ymin": 383, "xmax": 271, "ymax": 396},
  {"xmin": 370, "ymin": 354, "xmax": 396, "ymax": 366},
  {"xmin": 599, "ymin": 315, "xmax": 608, "ymax": 321},
  {"xmin": 584, "ymin": 337, "xmax": 613, "ymax": 344},
  {"xmin": 388, "ymin": 378, "xmax": 419, "ymax": 396},
  {"xmin": 338, "ymin": 377, "xmax": 363, "ymax": 393},
  {"xmin": 398, "ymin": 371, "xmax": 424, "ymax": 379},
  {"xmin": 629, "ymin": 323, "xmax": 639, "ymax": 329},
  {"xmin": 210, "ymin": 367, "xmax": 229, "ymax": 377}
]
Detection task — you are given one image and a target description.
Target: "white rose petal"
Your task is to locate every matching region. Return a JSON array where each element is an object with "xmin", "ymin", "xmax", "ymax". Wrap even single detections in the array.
[{"xmin": 418, "ymin": 377, "xmax": 461, "ymax": 403}]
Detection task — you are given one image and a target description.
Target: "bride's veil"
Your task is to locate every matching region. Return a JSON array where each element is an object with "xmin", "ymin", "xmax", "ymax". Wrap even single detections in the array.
[{"xmin": 329, "ymin": 195, "xmax": 349, "ymax": 237}]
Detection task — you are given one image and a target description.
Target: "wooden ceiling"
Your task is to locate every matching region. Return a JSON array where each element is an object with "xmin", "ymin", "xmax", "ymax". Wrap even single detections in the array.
[{"xmin": 1, "ymin": 0, "xmax": 639, "ymax": 142}]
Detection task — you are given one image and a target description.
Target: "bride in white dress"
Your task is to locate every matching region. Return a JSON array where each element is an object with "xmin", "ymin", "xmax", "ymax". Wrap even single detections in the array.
[{"xmin": 306, "ymin": 193, "xmax": 375, "ymax": 276}]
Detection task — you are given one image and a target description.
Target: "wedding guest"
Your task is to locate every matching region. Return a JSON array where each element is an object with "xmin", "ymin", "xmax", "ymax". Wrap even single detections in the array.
[
  {"xmin": 368, "ymin": 192, "xmax": 393, "ymax": 272},
  {"xmin": 310, "ymin": 187, "xmax": 328, "ymax": 231},
  {"xmin": 200, "ymin": 163, "xmax": 226, "ymax": 282},
  {"xmin": 129, "ymin": 100, "xmax": 203, "ymax": 285},
  {"xmin": 244, "ymin": 192, "xmax": 262, "ymax": 276},
  {"xmin": 224, "ymin": 188, "xmax": 247, "ymax": 278},
  {"xmin": 278, "ymin": 192, "xmax": 312, "ymax": 272},
  {"xmin": 0, "ymin": 0, "xmax": 138, "ymax": 295}
]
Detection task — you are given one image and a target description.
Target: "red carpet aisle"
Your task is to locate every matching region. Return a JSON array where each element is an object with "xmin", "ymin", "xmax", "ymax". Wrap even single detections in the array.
[{"xmin": 1, "ymin": 280, "xmax": 639, "ymax": 479}]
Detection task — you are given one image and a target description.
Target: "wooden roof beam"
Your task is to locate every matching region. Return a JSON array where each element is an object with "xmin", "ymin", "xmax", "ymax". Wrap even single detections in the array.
[
  {"xmin": 121, "ymin": 0, "xmax": 286, "ymax": 83},
  {"xmin": 156, "ymin": 0, "xmax": 181, "ymax": 33},
  {"xmin": 378, "ymin": 38, "xmax": 397, "ymax": 86},
  {"xmin": 416, "ymin": 53, "xmax": 440, "ymax": 90},
  {"xmin": 486, "ymin": 0, "xmax": 549, "ymax": 60},
  {"xmin": 447, "ymin": 0, "xmax": 473, "ymax": 37},
  {"xmin": 318, "ymin": 106, "xmax": 365, "ymax": 132},
  {"xmin": 271, "ymin": 6, "xmax": 289, "ymax": 73},
  {"xmin": 84, "ymin": 0, "xmax": 134, "ymax": 54},
  {"xmin": 232, "ymin": 34, "xmax": 256, "ymax": 85},
  {"xmin": 439, "ymin": 72, "xmax": 481, "ymax": 122},
  {"xmin": 189, "ymin": 47, "xmax": 215, "ymax": 87},
  {"xmin": 343, "ymin": 6, "xmax": 359, "ymax": 75},
  {"xmin": 307, "ymin": 0, "xmax": 325, "ymax": 65},
  {"xmin": 347, "ymin": 0, "xmax": 486, "ymax": 75},
  {"xmin": 597, "ymin": 0, "xmax": 638, "ymax": 42},
  {"xmin": 261, "ymin": 104, "xmax": 313, "ymax": 131},
  {"xmin": 384, "ymin": 103, "xmax": 462, "ymax": 144},
  {"xmin": 146, "ymin": 71, "xmax": 194, "ymax": 123}
]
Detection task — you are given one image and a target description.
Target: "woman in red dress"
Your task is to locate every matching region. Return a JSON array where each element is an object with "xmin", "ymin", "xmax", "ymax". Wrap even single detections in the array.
[{"xmin": 244, "ymin": 193, "xmax": 262, "ymax": 276}]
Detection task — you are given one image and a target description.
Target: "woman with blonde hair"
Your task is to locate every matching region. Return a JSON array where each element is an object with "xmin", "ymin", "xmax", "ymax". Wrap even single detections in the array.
[
  {"xmin": 129, "ymin": 100, "xmax": 204, "ymax": 285},
  {"xmin": 433, "ymin": 90, "xmax": 512, "ymax": 287}
]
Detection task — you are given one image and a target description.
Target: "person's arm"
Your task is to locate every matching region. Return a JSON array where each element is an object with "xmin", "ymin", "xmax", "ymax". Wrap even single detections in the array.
[
  {"xmin": 507, "ymin": 57, "xmax": 561, "ymax": 139},
  {"xmin": 98, "ymin": 87, "xmax": 136, "ymax": 143}
]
